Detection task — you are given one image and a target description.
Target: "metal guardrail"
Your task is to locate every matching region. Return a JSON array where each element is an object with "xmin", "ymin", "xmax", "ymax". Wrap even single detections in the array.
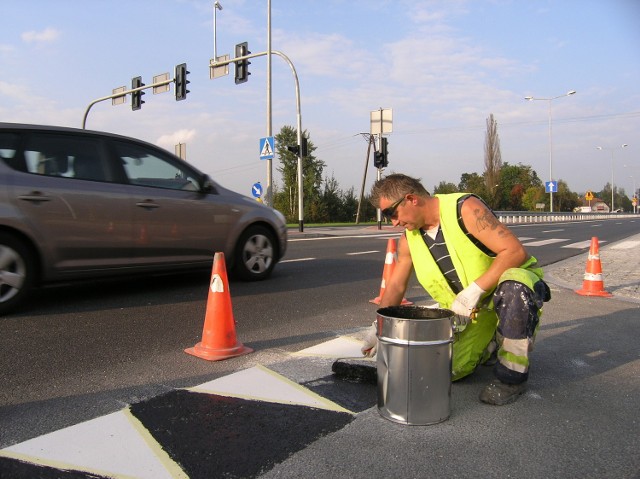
[{"xmin": 496, "ymin": 211, "xmax": 638, "ymax": 224}]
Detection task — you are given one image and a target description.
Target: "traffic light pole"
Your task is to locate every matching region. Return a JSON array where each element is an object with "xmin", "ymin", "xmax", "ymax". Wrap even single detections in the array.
[
  {"xmin": 82, "ymin": 77, "xmax": 174, "ymax": 129},
  {"xmin": 211, "ymin": 49, "xmax": 304, "ymax": 230},
  {"xmin": 377, "ymin": 132, "xmax": 383, "ymax": 230}
]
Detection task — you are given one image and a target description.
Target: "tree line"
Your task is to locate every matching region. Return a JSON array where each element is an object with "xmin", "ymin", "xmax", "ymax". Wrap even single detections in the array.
[{"xmin": 271, "ymin": 120, "xmax": 635, "ymax": 224}]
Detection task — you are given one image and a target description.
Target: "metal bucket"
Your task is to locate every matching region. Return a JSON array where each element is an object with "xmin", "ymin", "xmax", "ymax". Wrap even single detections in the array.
[{"xmin": 376, "ymin": 305, "xmax": 454, "ymax": 425}]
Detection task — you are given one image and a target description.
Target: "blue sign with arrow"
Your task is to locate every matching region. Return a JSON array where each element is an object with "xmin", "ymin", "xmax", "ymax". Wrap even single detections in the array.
[
  {"xmin": 545, "ymin": 181, "xmax": 558, "ymax": 193},
  {"xmin": 251, "ymin": 182, "xmax": 263, "ymax": 198}
]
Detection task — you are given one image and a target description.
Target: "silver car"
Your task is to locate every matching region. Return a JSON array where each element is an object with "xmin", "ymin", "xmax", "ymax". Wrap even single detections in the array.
[{"xmin": 0, "ymin": 123, "xmax": 287, "ymax": 315}]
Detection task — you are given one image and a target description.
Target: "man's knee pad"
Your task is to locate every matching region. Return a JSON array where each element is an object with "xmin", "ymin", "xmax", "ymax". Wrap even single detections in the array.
[{"xmin": 493, "ymin": 281, "xmax": 540, "ymax": 339}]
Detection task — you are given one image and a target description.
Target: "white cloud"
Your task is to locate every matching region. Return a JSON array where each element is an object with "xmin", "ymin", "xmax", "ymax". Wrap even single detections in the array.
[
  {"xmin": 21, "ymin": 27, "xmax": 60, "ymax": 44},
  {"xmin": 157, "ymin": 129, "xmax": 198, "ymax": 149}
]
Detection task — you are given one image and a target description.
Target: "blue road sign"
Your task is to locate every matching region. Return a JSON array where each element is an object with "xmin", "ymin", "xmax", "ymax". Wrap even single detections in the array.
[
  {"xmin": 259, "ymin": 137, "xmax": 275, "ymax": 160},
  {"xmin": 545, "ymin": 181, "xmax": 558, "ymax": 193},
  {"xmin": 251, "ymin": 182, "xmax": 263, "ymax": 198}
]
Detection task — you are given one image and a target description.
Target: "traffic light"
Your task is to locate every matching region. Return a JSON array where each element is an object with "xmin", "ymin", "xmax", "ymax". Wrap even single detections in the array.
[
  {"xmin": 131, "ymin": 76, "xmax": 145, "ymax": 111},
  {"xmin": 374, "ymin": 137, "xmax": 388, "ymax": 168},
  {"xmin": 234, "ymin": 42, "xmax": 251, "ymax": 84},
  {"xmin": 373, "ymin": 151, "xmax": 384, "ymax": 168},
  {"xmin": 380, "ymin": 137, "xmax": 388, "ymax": 165},
  {"xmin": 175, "ymin": 63, "xmax": 190, "ymax": 101},
  {"xmin": 287, "ymin": 138, "xmax": 308, "ymax": 156}
]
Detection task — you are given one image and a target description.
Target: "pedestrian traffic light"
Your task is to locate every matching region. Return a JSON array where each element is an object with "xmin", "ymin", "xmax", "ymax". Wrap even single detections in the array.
[
  {"xmin": 234, "ymin": 42, "xmax": 251, "ymax": 84},
  {"xmin": 131, "ymin": 76, "xmax": 145, "ymax": 111},
  {"xmin": 287, "ymin": 138, "xmax": 308, "ymax": 156},
  {"xmin": 373, "ymin": 151, "xmax": 383, "ymax": 168},
  {"xmin": 175, "ymin": 63, "xmax": 190, "ymax": 101}
]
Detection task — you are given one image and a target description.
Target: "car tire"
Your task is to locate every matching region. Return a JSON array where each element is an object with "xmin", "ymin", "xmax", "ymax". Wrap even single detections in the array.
[
  {"xmin": 234, "ymin": 225, "xmax": 277, "ymax": 281},
  {"xmin": 0, "ymin": 233, "xmax": 35, "ymax": 315}
]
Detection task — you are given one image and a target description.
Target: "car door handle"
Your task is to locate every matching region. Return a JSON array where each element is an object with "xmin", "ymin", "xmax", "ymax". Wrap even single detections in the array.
[
  {"xmin": 18, "ymin": 191, "xmax": 52, "ymax": 203},
  {"xmin": 136, "ymin": 200, "xmax": 160, "ymax": 209}
]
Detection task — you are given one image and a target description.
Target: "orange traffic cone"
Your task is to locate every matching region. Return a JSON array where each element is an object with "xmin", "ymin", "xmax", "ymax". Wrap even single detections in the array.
[
  {"xmin": 575, "ymin": 237, "xmax": 613, "ymax": 298},
  {"xmin": 185, "ymin": 252, "xmax": 253, "ymax": 361},
  {"xmin": 370, "ymin": 238, "xmax": 412, "ymax": 305}
]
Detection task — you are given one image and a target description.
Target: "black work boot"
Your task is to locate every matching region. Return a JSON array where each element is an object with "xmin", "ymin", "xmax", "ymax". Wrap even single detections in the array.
[{"xmin": 479, "ymin": 379, "xmax": 526, "ymax": 405}]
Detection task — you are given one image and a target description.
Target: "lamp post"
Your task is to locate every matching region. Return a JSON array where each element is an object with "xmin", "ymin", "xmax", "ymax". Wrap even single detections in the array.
[
  {"xmin": 213, "ymin": 1, "xmax": 223, "ymax": 60},
  {"xmin": 596, "ymin": 144, "xmax": 628, "ymax": 212},
  {"xmin": 525, "ymin": 90, "xmax": 576, "ymax": 213}
]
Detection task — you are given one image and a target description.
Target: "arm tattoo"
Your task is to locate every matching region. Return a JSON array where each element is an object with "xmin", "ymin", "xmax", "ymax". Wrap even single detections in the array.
[{"xmin": 474, "ymin": 208, "xmax": 515, "ymax": 238}]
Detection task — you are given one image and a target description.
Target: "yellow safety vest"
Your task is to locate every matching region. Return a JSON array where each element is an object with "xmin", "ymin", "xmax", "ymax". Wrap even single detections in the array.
[{"xmin": 406, "ymin": 193, "xmax": 543, "ymax": 380}]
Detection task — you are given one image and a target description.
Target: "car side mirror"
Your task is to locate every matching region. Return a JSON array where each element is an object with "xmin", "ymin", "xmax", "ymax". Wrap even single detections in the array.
[{"xmin": 199, "ymin": 175, "xmax": 216, "ymax": 194}]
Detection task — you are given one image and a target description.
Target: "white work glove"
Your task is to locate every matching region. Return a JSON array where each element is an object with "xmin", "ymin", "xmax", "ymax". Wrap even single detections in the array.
[
  {"xmin": 451, "ymin": 282, "xmax": 485, "ymax": 326},
  {"xmin": 361, "ymin": 321, "xmax": 378, "ymax": 357}
]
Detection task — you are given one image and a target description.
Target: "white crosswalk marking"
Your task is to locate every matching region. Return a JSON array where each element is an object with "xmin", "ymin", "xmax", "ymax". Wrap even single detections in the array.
[
  {"xmin": 521, "ymin": 238, "xmax": 569, "ymax": 247},
  {"xmin": 562, "ymin": 240, "xmax": 594, "ymax": 249}
]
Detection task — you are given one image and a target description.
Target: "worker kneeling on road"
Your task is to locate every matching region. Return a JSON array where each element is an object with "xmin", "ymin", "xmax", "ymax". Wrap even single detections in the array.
[{"xmin": 362, "ymin": 174, "xmax": 550, "ymax": 406}]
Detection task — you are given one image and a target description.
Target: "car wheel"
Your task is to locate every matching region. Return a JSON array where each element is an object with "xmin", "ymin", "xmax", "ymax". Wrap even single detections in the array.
[
  {"xmin": 234, "ymin": 225, "xmax": 276, "ymax": 281},
  {"xmin": 0, "ymin": 233, "xmax": 35, "ymax": 315}
]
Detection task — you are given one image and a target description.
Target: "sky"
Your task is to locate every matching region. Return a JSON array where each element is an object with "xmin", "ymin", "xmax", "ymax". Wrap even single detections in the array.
[{"xmin": 2, "ymin": 0, "xmax": 639, "ymax": 200}]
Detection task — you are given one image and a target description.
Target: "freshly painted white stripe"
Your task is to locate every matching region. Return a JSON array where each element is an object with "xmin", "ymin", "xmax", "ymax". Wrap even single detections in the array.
[
  {"xmin": 189, "ymin": 364, "xmax": 353, "ymax": 414},
  {"xmin": 346, "ymin": 250, "xmax": 380, "ymax": 255},
  {"xmin": 521, "ymin": 238, "xmax": 569, "ymax": 247},
  {"xmin": 542, "ymin": 229, "xmax": 565, "ymax": 233},
  {"xmin": 517, "ymin": 237, "xmax": 535, "ymax": 241},
  {"xmin": 280, "ymin": 257, "xmax": 316, "ymax": 263},
  {"xmin": 0, "ymin": 409, "xmax": 187, "ymax": 479},
  {"xmin": 293, "ymin": 336, "xmax": 374, "ymax": 360}
]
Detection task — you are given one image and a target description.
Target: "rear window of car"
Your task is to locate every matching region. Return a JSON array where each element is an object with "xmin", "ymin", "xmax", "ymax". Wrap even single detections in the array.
[{"xmin": 23, "ymin": 133, "xmax": 111, "ymax": 182}]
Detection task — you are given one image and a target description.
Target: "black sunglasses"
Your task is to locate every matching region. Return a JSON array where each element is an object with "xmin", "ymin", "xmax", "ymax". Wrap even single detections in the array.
[{"xmin": 381, "ymin": 195, "xmax": 407, "ymax": 221}]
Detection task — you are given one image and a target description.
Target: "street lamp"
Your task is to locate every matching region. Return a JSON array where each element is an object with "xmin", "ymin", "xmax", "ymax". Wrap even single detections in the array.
[
  {"xmin": 525, "ymin": 90, "xmax": 576, "ymax": 213},
  {"xmin": 596, "ymin": 144, "xmax": 628, "ymax": 212},
  {"xmin": 213, "ymin": 1, "xmax": 223, "ymax": 60}
]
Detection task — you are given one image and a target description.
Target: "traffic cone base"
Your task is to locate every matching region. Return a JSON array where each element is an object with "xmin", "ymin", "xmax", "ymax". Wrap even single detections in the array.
[
  {"xmin": 370, "ymin": 238, "xmax": 412, "ymax": 305},
  {"xmin": 185, "ymin": 252, "xmax": 254, "ymax": 361},
  {"xmin": 575, "ymin": 237, "xmax": 613, "ymax": 298},
  {"xmin": 185, "ymin": 342, "xmax": 253, "ymax": 361}
]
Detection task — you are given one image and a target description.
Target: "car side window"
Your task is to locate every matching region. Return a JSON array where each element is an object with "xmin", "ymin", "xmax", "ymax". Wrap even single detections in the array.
[
  {"xmin": 23, "ymin": 133, "xmax": 109, "ymax": 182},
  {"xmin": 113, "ymin": 140, "xmax": 199, "ymax": 191}
]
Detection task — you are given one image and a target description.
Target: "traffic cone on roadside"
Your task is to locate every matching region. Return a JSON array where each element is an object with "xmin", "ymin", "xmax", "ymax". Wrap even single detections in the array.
[
  {"xmin": 575, "ymin": 237, "xmax": 613, "ymax": 298},
  {"xmin": 185, "ymin": 252, "xmax": 253, "ymax": 361},
  {"xmin": 370, "ymin": 238, "xmax": 412, "ymax": 305}
]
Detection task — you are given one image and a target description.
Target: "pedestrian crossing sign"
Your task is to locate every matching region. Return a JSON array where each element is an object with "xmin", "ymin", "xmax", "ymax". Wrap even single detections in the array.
[{"xmin": 259, "ymin": 136, "xmax": 275, "ymax": 160}]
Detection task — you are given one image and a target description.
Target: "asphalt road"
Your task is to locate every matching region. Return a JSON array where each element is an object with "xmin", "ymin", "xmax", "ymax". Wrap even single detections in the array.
[
  {"xmin": 1, "ymin": 217, "xmax": 638, "ymax": 478},
  {"xmin": 1, "ymin": 218, "xmax": 638, "ymax": 441}
]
